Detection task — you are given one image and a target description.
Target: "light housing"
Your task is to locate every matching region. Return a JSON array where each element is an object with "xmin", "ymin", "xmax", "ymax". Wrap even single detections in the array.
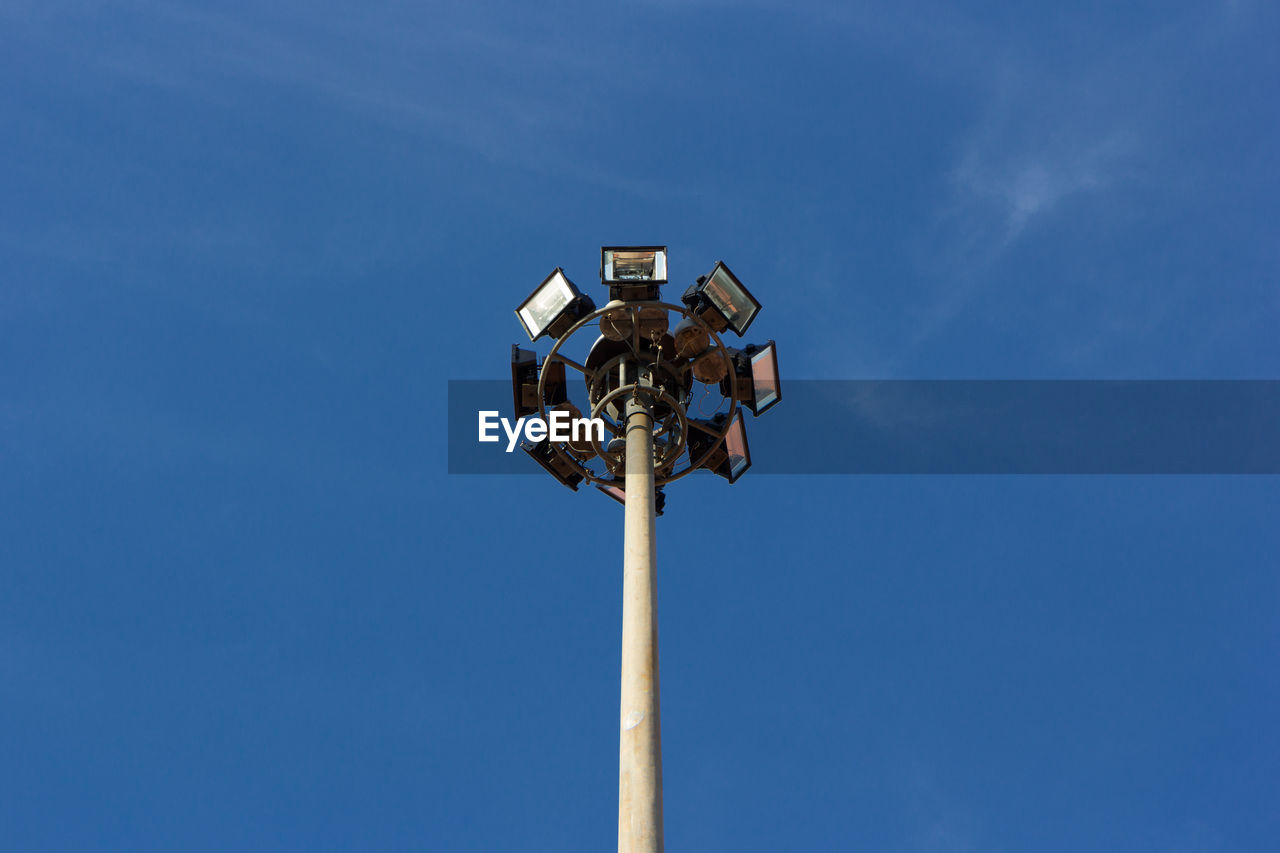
[
  {"xmin": 515, "ymin": 268, "xmax": 596, "ymax": 342},
  {"xmin": 597, "ymin": 483, "xmax": 666, "ymax": 516},
  {"xmin": 601, "ymin": 246, "xmax": 667, "ymax": 301},
  {"xmin": 511, "ymin": 345, "xmax": 565, "ymax": 418},
  {"xmin": 523, "ymin": 438, "xmax": 584, "ymax": 490},
  {"xmin": 681, "ymin": 261, "xmax": 760, "ymax": 337},
  {"xmin": 721, "ymin": 340, "xmax": 780, "ymax": 415},
  {"xmin": 602, "ymin": 246, "xmax": 667, "ymax": 284},
  {"xmin": 686, "ymin": 412, "xmax": 751, "ymax": 483}
]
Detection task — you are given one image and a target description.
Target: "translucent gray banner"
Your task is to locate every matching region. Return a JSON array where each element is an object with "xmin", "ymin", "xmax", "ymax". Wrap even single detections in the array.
[{"xmin": 448, "ymin": 380, "xmax": 1280, "ymax": 474}]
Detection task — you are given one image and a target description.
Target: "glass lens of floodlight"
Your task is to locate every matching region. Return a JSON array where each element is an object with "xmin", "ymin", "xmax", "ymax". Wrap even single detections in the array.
[
  {"xmin": 603, "ymin": 248, "xmax": 668, "ymax": 283},
  {"xmin": 750, "ymin": 342, "xmax": 779, "ymax": 414},
  {"xmin": 724, "ymin": 415, "xmax": 750, "ymax": 482},
  {"xmin": 704, "ymin": 264, "xmax": 760, "ymax": 335},
  {"xmin": 615, "ymin": 252, "xmax": 654, "ymax": 280},
  {"xmin": 517, "ymin": 270, "xmax": 575, "ymax": 339}
]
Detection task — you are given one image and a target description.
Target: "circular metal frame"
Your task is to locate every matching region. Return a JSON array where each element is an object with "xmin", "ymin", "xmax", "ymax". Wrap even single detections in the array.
[
  {"xmin": 587, "ymin": 382, "xmax": 691, "ymax": 473},
  {"xmin": 536, "ymin": 300, "xmax": 739, "ymax": 487}
]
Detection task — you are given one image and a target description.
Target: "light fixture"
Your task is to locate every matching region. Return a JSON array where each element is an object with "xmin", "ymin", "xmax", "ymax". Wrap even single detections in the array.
[
  {"xmin": 515, "ymin": 268, "xmax": 596, "ymax": 342},
  {"xmin": 523, "ymin": 438, "xmax": 584, "ymax": 490},
  {"xmin": 512, "ymin": 345, "xmax": 565, "ymax": 418},
  {"xmin": 685, "ymin": 412, "xmax": 751, "ymax": 483},
  {"xmin": 681, "ymin": 261, "xmax": 760, "ymax": 336},
  {"xmin": 721, "ymin": 340, "xmax": 780, "ymax": 415},
  {"xmin": 597, "ymin": 483, "xmax": 666, "ymax": 516},
  {"xmin": 511, "ymin": 346, "xmax": 538, "ymax": 418},
  {"xmin": 508, "ymin": 245, "xmax": 782, "ymax": 853},
  {"xmin": 601, "ymin": 246, "xmax": 667, "ymax": 301},
  {"xmin": 602, "ymin": 246, "xmax": 667, "ymax": 284}
]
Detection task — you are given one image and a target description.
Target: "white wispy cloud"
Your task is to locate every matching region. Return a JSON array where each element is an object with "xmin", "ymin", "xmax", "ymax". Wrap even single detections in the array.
[
  {"xmin": 951, "ymin": 125, "xmax": 1139, "ymax": 245},
  {"xmin": 763, "ymin": 1, "xmax": 1272, "ymax": 376}
]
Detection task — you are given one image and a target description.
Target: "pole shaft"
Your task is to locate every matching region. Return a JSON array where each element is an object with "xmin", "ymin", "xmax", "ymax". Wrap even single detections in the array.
[{"xmin": 618, "ymin": 389, "xmax": 663, "ymax": 853}]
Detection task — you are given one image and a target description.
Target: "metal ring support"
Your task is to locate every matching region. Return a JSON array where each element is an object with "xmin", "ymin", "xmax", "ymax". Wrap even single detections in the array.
[{"xmin": 535, "ymin": 300, "xmax": 739, "ymax": 487}]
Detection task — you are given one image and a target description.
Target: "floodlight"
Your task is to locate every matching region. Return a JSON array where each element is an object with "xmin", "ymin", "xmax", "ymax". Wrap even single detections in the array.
[
  {"xmin": 597, "ymin": 483, "xmax": 666, "ymax": 516},
  {"xmin": 721, "ymin": 340, "xmax": 780, "ymax": 415},
  {"xmin": 511, "ymin": 345, "xmax": 565, "ymax": 418},
  {"xmin": 685, "ymin": 412, "xmax": 751, "ymax": 483},
  {"xmin": 511, "ymin": 346, "xmax": 538, "ymax": 418},
  {"xmin": 601, "ymin": 246, "xmax": 667, "ymax": 302},
  {"xmin": 516, "ymin": 268, "xmax": 596, "ymax": 342},
  {"xmin": 602, "ymin": 246, "xmax": 667, "ymax": 284},
  {"xmin": 681, "ymin": 261, "xmax": 760, "ymax": 336},
  {"xmin": 523, "ymin": 438, "xmax": 584, "ymax": 490}
]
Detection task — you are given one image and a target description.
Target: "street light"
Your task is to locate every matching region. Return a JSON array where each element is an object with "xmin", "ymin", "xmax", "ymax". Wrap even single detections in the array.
[
  {"xmin": 681, "ymin": 260, "xmax": 761, "ymax": 336},
  {"xmin": 516, "ymin": 267, "xmax": 596, "ymax": 342},
  {"xmin": 512, "ymin": 345, "xmax": 566, "ymax": 418},
  {"xmin": 687, "ymin": 412, "xmax": 752, "ymax": 482},
  {"xmin": 602, "ymin": 246, "xmax": 668, "ymax": 302},
  {"xmin": 722, "ymin": 340, "xmax": 781, "ymax": 416},
  {"xmin": 522, "ymin": 437, "xmax": 585, "ymax": 490},
  {"xmin": 508, "ymin": 247, "xmax": 779, "ymax": 853}
]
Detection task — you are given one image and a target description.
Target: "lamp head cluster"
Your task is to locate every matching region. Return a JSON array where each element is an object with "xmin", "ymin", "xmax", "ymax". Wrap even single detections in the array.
[{"xmin": 511, "ymin": 246, "xmax": 781, "ymax": 499}]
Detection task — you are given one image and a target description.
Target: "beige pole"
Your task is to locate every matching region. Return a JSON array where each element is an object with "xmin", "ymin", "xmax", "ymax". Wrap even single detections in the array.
[{"xmin": 617, "ymin": 386, "xmax": 663, "ymax": 853}]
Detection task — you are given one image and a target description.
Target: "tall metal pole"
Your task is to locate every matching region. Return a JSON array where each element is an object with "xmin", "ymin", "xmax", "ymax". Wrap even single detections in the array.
[{"xmin": 618, "ymin": 380, "xmax": 663, "ymax": 853}]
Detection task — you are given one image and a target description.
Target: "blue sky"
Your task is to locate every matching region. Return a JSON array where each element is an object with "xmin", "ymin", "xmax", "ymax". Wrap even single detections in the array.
[{"xmin": 2, "ymin": 1, "xmax": 1277, "ymax": 850}]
